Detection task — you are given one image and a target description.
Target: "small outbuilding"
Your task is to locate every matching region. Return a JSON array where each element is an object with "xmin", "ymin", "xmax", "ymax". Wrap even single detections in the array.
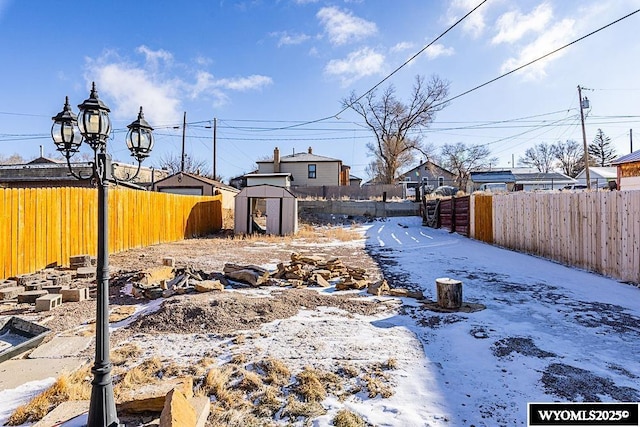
[{"xmin": 234, "ymin": 185, "xmax": 298, "ymax": 236}]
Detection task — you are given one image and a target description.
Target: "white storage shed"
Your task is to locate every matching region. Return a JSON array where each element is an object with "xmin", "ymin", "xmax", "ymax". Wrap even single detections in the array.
[{"xmin": 234, "ymin": 185, "xmax": 298, "ymax": 235}]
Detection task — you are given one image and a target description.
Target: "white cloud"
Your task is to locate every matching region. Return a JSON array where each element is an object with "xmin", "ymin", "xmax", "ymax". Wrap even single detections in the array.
[
  {"xmin": 270, "ymin": 31, "xmax": 311, "ymax": 47},
  {"xmin": 492, "ymin": 3, "xmax": 553, "ymax": 45},
  {"xmin": 500, "ymin": 18, "xmax": 576, "ymax": 80},
  {"xmin": 391, "ymin": 42, "xmax": 414, "ymax": 53},
  {"xmin": 425, "ymin": 43, "xmax": 455, "ymax": 59},
  {"xmin": 294, "ymin": 0, "xmax": 319, "ymax": 3},
  {"xmin": 317, "ymin": 6, "xmax": 377, "ymax": 45},
  {"xmin": 324, "ymin": 47, "xmax": 384, "ymax": 86},
  {"xmin": 84, "ymin": 48, "xmax": 273, "ymax": 126},
  {"xmin": 447, "ymin": 0, "xmax": 489, "ymax": 38},
  {"xmin": 215, "ymin": 75, "xmax": 273, "ymax": 91}
]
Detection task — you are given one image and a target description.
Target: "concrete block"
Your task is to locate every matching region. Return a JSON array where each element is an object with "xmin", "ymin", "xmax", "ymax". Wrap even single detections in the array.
[
  {"xmin": 29, "ymin": 336, "xmax": 92, "ymax": 358},
  {"xmin": 43, "ymin": 285, "xmax": 65, "ymax": 294},
  {"xmin": 61, "ymin": 287, "xmax": 90, "ymax": 302},
  {"xmin": 18, "ymin": 290, "xmax": 48, "ymax": 304},
  {"xmin": 0, "ymin": 279, "xmax": 17, "ymax": 290},
  {"xmin": 36, "ymin": 294, "xmax": 62, "ymax": 311},
  {"xmin": 47, "ymin": 273, "xmax": 72, "ymax": 286},
  {"xmin": 76, "ymin": 267, "xmax": 96, "ymax": 279},
  {"xmin": 70, "ymin": 254, "xmax": 91, "ymax": 268},
  {"xmin": 25, "ymin": 279, "xmax": 52, "ymax": 291},
  {"xmin": 0, "ymin": 286, "xmax": 26, "ymax": 300}
]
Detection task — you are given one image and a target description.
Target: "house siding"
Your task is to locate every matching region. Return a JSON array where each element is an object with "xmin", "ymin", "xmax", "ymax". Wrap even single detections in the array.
[{"xmin": 281, "ymin": 161, "xmax": 340, "ymax": 186}]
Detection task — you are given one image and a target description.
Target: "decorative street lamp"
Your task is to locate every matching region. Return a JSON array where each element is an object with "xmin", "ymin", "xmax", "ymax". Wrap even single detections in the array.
[{"xmin": 51, "ymin": 82, "xmax": 154, "ymax": 427}]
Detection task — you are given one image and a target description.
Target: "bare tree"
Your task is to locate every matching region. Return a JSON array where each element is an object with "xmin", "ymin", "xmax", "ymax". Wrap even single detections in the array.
[
  {"xmin": 552, "ymin": 140, "xmax": 584, "ymax": 177},
  {"xmin": 156, "ymin": 152, "xmax": 210, "ymax": 176},
  {"xmin": 518, "ymin": 143, "xmax": 556, "ymax": 172},
  {"xmin": 0, "ymin": 153, "xmax": 26, "ymax": 164},
  {"xmin": 440, "ymin": 142, "xmax": 494, "ymax": 189},
  {"xmin": 588, "ymin": 129, "xmax": 617, "ymax": 167},
  {"xmin": 343, "ymin": 75, "xmax": 449, "ymax": 184}
]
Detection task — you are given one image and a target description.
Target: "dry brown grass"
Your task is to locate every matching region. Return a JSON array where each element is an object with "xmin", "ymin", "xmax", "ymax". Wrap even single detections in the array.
[
  {"xmin": 363, "ymin": 374, "xmax": 393, "ymax": 399},
  {"xmin": 281, "ymin": 395, "xmax": 326, "ymax": 419},
  {"xmin": 7, "ymin": 366, "xmax": 92, "ymax": 425},
  {"xmin": 238, "ymin": 369, "xmax": 264, "ymax": 392},
  {"xmin": 109, "ymin": 306, "xmax": 137, "ymax": 323},
  {"xmin": 208, "ymin": 406, "xmax": 264, "ymax": 427},
  {"xmin": 114, "ymin": 357, "xmax": 162, "ymax": 398},
  {"xmin": 258, "ymin": 357, "xmax": 291, "ymax": 386},
  {"xmin": 233, "ymin": 334, "xmax": 246, "ymax": 345},
  {"xmin": 230, "ymin": 353, "xmax": 247, "ymax": 365},
  {"xmin": 203, "ymin": 365, "xmax": 246, "ymax": 409},
  {"xmin": 295, "ymin": 366, "xmax": 327, "ymax": 402},
  {"xmin": 111, "ymin": 342, "xmax": 141, "ymax": 366},
  {"xmin": 339, "ymin": 364, "xmax": 360, "ymax": 378},
  {"xmin": 229, "ymin": 223, "xmax": 361, "ymax": 243},
  {"xmin": 334, "ymin": 408, "xmax": 366, "ymax": 427},
  {"xmin": 252, "ymin": 385, "xmax": 283, "ymax": 418}
]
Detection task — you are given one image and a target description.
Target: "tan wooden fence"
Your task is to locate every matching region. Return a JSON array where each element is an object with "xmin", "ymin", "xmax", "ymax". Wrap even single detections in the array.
[
  {"xmin": 0, "ymin": 187, "xmax": 222, "ymax": 280},
  {"xmin": 471, "ymin": 191, "xmax": 640, "ymax": 284}
]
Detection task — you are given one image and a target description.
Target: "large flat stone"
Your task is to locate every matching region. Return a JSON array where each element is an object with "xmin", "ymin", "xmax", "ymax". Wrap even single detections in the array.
[
  {"xmin": 17, "ymin": 290, "xmax": 48, "ymax": 304},
  {"xmin": 33, "ymin": 401, "xmax": 89, "ymax": 427},
  {"xmin": 28, "ymin": 336, "xmax": 93, "ymax": 359},
  {"xmin": 0, "ymin": 358, "xmax": 87, "ymax": 390}
]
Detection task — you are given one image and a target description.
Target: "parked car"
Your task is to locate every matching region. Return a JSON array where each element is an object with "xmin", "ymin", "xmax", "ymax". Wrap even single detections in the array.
[
  {"xmin": 562, "ymin": 184, "xmax": 588, "ymax": 191},
  {"xmin": 434, "ymin": 185, "xmax": 459, "ymax": 196}
]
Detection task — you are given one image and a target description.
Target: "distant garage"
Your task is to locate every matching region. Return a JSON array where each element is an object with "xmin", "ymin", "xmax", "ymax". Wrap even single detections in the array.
[{"xmin": 234, "ymin": 185, "xmax": 298, "ymax": 236}]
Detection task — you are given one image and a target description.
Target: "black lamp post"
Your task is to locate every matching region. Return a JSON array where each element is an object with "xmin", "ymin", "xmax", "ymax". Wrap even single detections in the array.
[{"xmin": 51, "ymin": 82, "xmax": 154, "ymax": 427}]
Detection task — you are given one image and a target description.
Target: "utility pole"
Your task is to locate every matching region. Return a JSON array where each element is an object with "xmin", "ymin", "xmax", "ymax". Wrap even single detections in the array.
[
  {"xmin": 181, "ymin": 111, "xmax": 186, "ymax": 172},
  {"xmin": 213, "ymin": 117, "xmax": 217, "ymax": 180},
  {"xmin": 631, "ymin": 129, "xmax": 633, "ymax": 153},
  {"xmin": 578, "ymin": 85, "xmax": 591, "ymax": 189}
]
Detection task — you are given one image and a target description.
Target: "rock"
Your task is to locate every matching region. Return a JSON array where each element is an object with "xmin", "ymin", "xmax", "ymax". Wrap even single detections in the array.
[
  {"xmin": 139, "ymin": 266, "xmax": 175, "ymax": 286},
  {"xmin": 310, "ymin": 274, "xmax": 331, "ymax": 288},
  {"xmin": 225, "ymin": 269, "xmax": 270, "ymax": 287},
  {"xmin": 194, "ymin": 280, "xmax": 224, "ymax": 293},
  {"xmin": 368, "ymin": 279, "xmax": 390, "ymax": 296},
  {"xmin": 118, "ymin": 377, "xmax": 193, "ymax": 414},
  {"xmin": 163, "ymin": 257, "xmax": 175, "ymax": 267},
  {"xmin": 144, "ymin": 287, "xmax": 164, "ymax": 300},
  {"xmin": 159, "ymin": 389, "xmax": 196, "ymax": 427},
  {"xmin": 389, "ymin": 288, "xmax": 408, "ymax": 297}
]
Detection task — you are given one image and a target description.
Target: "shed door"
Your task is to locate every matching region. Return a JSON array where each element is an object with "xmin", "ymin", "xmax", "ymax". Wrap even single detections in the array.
[{"xmin": 266, "ymin": 198, "xmax": 281, "ymax": 234}]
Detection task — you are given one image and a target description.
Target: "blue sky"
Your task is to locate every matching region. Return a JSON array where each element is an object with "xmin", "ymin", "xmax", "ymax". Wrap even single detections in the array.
[{"xmin": 1, "ymin": 0, "xmax": 639, "ymax": 181}]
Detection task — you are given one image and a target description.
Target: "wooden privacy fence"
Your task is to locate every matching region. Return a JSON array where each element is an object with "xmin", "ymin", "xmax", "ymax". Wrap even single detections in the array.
[
  {"xmin": 0, "ymin": 187, "xmax": 222, "ymax": 280},
  {"xmin": 471, "ymin": 191, "xmax": 640, "ymax": 284},
  {"xmin": 424, "ymin": 196, "xmax": 471, "ymax": 236}
]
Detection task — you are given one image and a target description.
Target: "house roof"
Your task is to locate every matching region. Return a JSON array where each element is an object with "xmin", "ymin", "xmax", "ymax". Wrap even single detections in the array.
[
  {"xmin": 257, "ymin": 152, "xmax": 341, "ymax": 163},
  {"xmin": 154, "ymin": 172, "xmax": 239, "ymax": 192},
  {"xmin": 470, "ymin": 171, "xmax": 516, "ymax": 183},
  {"xmin": 512, "ymin": 171, "xmax": 575, "ymax": 183},
  {"xmin": 576, "ymin": 166, "xmax": 617, "ymax": 179},
  {"xmin": 612, "ymin": 150, "xmax": 640, "ymax": 165},
  {"xmin": 399, "ymin": 160, "xmax": 454, "ymax": 178}
]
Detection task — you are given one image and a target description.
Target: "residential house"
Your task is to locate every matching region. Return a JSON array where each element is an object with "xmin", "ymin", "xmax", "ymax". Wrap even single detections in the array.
[
  {"xmin": 256, "ymin": 147, "xmax": 349, "ymax": 187},
  {"xmin": 0, "ymin": 156, "xmax": 166, "ymax": 189},
  {"xmin": 611, "ymin": 150, "xmax": 640, "ymax": 190},
  {"xmin": 574, "ymin": 166, "xmax": 617, "ymax": 188},
  {"xmin": 398, "ymin": 160, "xmax": 456, "ymax": 190}
]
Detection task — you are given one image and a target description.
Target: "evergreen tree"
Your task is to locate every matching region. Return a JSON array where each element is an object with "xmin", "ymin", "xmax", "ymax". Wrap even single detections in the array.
[{"xmin": 588, "ymin": 129, "xmax": 616, "ymax": 167}]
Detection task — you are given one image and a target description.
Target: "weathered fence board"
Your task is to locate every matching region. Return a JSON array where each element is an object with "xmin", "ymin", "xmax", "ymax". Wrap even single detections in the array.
[
  {"xmin": 0, "ymin": 187, "xmax": 222, "ymax": 280},
  {"xmin": 479, "ymin": 191, "xmax": 640, "ymax": 284}
]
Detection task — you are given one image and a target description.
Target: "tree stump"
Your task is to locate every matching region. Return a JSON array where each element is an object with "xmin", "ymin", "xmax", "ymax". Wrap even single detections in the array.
[{"xmin": 436, "ymin": 278, "xmax": 462, "ymax": 309}]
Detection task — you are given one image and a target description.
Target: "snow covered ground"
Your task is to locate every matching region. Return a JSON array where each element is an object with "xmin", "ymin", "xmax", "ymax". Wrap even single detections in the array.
[
  {"xmin": 1, "ymin": 216, "xmax": 639, "ymax": 426},
  {"xmin": 361, "ymin": 216, "xmax": 640, "ymax": 425}
]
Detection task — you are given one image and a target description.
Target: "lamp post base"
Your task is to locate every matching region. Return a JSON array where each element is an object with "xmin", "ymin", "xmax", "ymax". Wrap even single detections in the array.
[{"xmin": 87, "ymin": 371, "xmax": 119, "ymax": 427}]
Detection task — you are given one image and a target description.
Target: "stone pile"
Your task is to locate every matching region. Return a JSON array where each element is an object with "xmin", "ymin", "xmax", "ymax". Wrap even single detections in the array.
[
  {"xmin": 109, "ymin": 252, "xmax": 423, "ymax": 301},
  {"xmin": 0, "ymin": 255, "xmax": 96, "ymax": 312}
]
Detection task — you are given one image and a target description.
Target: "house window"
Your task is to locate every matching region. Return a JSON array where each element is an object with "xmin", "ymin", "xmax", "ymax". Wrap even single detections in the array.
[
  {"xmin": 438, "ymin": 176, "xmax": 444, "ymax": 186},
  {"xmin": 308, "ymin": 164, "xmax": 316, "ymax": 179}
]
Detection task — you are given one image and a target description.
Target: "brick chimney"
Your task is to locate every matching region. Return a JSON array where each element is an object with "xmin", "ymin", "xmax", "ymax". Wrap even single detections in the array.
[
  {"xmin": 274, "ymin": 147, "xmax": 280, "ymax": 173},
  {"xmin": 308, "ymin": 146, "xmax": 313, "ymax": 154}
]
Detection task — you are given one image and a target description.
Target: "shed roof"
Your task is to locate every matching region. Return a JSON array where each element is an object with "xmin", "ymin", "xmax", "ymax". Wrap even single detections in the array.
[
  {"xmin": 612, "ymin": 150, "xmax": 640, "ymax": 165},
  {"xmin": 154, "ymin": 172, "xmax": 239, "ymax": 192},
  {"xmin": 257, "ymin": 152, "xmax": 341, "ymax": 163},
  {"xmin": 470, "ymin": 171, "xmax": 516, "ymax": 183},
  {"xmin": 236, "ymin": 184, "xmax": 297, "ymax": 199},
  {"xmin": 512, "ymin": 171, "xmax": 575, "ymax": 183}
]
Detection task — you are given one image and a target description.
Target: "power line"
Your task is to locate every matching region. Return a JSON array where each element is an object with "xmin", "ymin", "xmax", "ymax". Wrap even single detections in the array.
[{"xmin": 432, "ymin": 8, "xmax": 640, "ymax": 109}]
